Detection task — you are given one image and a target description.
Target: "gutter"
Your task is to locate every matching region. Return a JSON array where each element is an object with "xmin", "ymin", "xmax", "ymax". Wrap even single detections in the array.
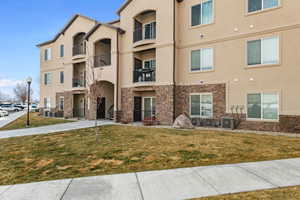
[
  {"xmin": 116, "ymin": 31, "xmax": 120, "ymax": 121},
  {"xmin": 173, "ymin": 0, "xmax": 176, "ymax": 121}
]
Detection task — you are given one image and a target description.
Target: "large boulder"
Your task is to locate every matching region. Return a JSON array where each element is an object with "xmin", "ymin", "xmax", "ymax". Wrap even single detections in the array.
[{"xmin": 173, "ymin": 113, "xmax": 194, "ymax": 129}]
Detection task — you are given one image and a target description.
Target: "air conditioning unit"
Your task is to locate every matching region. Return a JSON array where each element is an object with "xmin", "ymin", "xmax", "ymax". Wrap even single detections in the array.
[{"xmin": 221, "ymin": 117, "xmax": 235, "ymax": 129}]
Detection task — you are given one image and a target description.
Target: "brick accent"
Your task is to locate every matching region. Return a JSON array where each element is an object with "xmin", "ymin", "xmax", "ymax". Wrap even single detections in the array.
[
  {"xmin": 279, "ymin": 115, "xmax": 300, "ymax": 133},
  {"xmin": 175, "ymin": 83, "xmax": 226, "ymax": 119},
  {"xmin": 121, "ymin": 85, "xmax": 174, "ymax": 125}
]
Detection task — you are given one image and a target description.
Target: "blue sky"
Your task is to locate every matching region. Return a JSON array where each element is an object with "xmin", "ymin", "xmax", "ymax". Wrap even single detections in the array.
[{"xmin": 0, "ymin": 0, "xmax": 124, "ymax": 99}]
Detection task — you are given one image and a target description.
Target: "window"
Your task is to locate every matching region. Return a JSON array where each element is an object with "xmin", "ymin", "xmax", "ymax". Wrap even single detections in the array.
[
  {"xmin": 59, "ymin": 97, "xmax": 64, "ymax": 111},
  {"xmin": 143, "ymin": 97, "xmax": 156, "ymax": 120},
  {"xmin": 44, "ymin": 97, "xmax": 51, "ymax": 109},
  {"xmin": 191, "ymin": 0, "xmax": 213, "ymax": 27},
  {"xmin": 190, "ymin": 93, "xmax": 213, "ymax": 118},
  {"xmin": 144, "ymin": 59, "xmax": 156, "ymax": 69},
  {"xmin": 144, "ymin": 22, "xmax": 156, "ymax": 40},
  {"xmin": 44, "ymin": 48, "xmax": 51, "ymax": 61},
  {"xmin": 44, "ymin": 73, "xmax": 52, "ymax": 85},
  {"xmin": 247, "ymin": 93, "xmax": 279, "ymax": 120},
  {"xmin": 60, "ymin": 45, "xmax": 64, "ymax": 58},
  {"xmin": 191, "ymin": 48, "xmax": 214, "ymax": 71},
  {"xmin": 60, "ymin": 71, "xmax": 64, "ymax": 84},
  {"xmin": 248, "ymin": 0, "xmax": 279, "ymax": 13},
  {"xmin": 247, "ymin": 36, "xmax": 279, "ymax": 66}
]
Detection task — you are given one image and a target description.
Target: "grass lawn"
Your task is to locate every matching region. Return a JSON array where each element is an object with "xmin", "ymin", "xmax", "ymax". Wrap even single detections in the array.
[
  {"xmin": 0, "ymin": 112, "xmax": 73, "ymax": 131},
  {"xmin": 195, "ymin": 186, "xmax": 300, "ymax": 200},
  {"xmin": 1, "ymin": 125, "xmax": 300, "ymax": 186}
]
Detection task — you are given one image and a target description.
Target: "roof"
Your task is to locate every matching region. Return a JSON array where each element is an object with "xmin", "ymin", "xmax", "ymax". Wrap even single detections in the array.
[
  {"xmin": 36, "ymin": 14, "xmax": 97, "ymax": 47},
  {"xmin": 84, "ymin": 23, "xmax": 125, "ymax": 41},
  {"xmin": 117, "ymin": 0, "xmax": 184, "ymax": 15}
]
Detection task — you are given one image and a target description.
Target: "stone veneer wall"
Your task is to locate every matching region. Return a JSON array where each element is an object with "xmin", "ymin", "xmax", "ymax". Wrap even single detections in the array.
[
  {"xmin": 175, "ymin": 83, "xmax": 227, "ymax": 119},
  {"xmin": 121, "ymin": 85, "xmax": 174, "ymax": 125}
]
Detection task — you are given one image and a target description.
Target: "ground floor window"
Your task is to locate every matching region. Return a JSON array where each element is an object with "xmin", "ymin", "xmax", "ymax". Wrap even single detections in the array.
[
  {"xmin": 143, "ymin": 97, "xmax": 156, "ymax": 120},
  {"xmin": 44, "ymin": 97, "xmax": 51, "ymax": 109},
  {"xmin": 190, "ymin": 93, "xmax": 213, "ymax": 118},
  {"xmin": 247, "ymin": 93, "xmax": 279, "ymax": 120},
  {"xmin": 59, "ymin": 97, "xmax": 64, "ymax": 111}
]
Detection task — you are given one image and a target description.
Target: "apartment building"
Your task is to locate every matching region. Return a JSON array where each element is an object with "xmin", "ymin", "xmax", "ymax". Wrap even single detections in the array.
[{"xmin": 38, "ymin": 0, "xmax": 300, "ymax": 133}]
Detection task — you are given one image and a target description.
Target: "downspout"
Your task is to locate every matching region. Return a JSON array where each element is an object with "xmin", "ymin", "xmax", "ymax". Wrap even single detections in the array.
[
  {"xmin": 173, "ymin": 0, "xmax": 176, "ymax": 121},
  {"xmin": 116, "ymin": 30, "xmax": 120, "ymax": 121}
]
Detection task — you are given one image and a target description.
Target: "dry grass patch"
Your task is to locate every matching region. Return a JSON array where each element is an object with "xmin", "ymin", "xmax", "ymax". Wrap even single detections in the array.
[
  {"xmin": 0, "ymin": 125, "xmax": 300, "ymax": 185},
  {"xmin": 195, "ymin": 186, "xmax": 300, "ymax": 200},
  {"xmin": 0, "ymin": 112, "xmax": 74, "ymax": 130}
]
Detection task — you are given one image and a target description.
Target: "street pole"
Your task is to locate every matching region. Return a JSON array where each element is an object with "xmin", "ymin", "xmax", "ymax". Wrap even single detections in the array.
[{"xmin": 26, "ymin": 77, "xmax": 32, "ymax": 127}]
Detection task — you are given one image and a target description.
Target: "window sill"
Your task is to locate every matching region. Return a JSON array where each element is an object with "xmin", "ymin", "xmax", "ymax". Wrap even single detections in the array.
[
  {"xmin": 245, "ymin": 63, "xmax": 280, "ymax": 69},
  {"xmin": 245, "ymin": 6, "xmax": 282, "ymax": 17},
  {"xmin": 246, "ymin": 118, "xmax": 279, "ymax": 123},
  {"xmin": 189, "ymin": 69, "xmax": 215, "ymax": 74},
  {"xmin": 189, "ymin": 22, "xmax": 215, "ymax": 30}
]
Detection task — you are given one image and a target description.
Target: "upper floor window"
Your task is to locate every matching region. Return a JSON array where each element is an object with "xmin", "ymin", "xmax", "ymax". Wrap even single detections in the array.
[
  {"xmin": 60, "ymin": 45, "xmax": 64, "ymax": 58},
  {"xmin": 44, "ymin": 48, "xmax": 51, "ymax": 61},
  {"xmin": 190, "ymin": 93, "xmax": 213, "ymax": 118},
  {"xmin": 248, "ymin": 0, "xmax": 279, "ymax": 13},
  {"xmin": 191, "ymin": 0, "xmax": 213, "ymax": 27},
  {"xmin": 144, "ymin": 22, "xmax": 156, "ymax": 40},
  {"xmin": 247, "ymin": 93, "xmax": 279, "ymax": 120},
  {"xmin": 44, "ymin": 72, "xmax": 52, "ymax": 85},
  {"xmin": 191, "ymin": 48, "xmax": 214, "ymax": 72},
  {"xmin": 247, "ymin": 36, "xmax": 279, "ymax": 66},
  {"xmin": 60, "ymin": 71, "xmax": 64, "ymax": 84}
]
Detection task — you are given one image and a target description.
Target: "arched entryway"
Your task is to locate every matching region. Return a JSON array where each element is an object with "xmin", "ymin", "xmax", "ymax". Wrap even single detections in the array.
[{"xmin": 90, "ymin": 81, "xmax": 115, "ymax": 120}]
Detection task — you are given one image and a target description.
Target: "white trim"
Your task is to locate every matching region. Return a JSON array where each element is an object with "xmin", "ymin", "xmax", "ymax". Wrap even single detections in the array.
[
  {"xmin": 246, "ymin": 0, "xmax": 281, "ymax": 14},
  {"xmin": 246, "ymin": 35, "xmax": 280, "ymax": 67},
  {"xmin": 190, "ymin": 0, "xmax": 214, "ymax": 28},
  {"xmin": 246, "ymin": 92, "xmax": 280, "ymax": 122},
  {"xmin": 190, "ymin": 47, "xmax": 214, "ymax": 72},
  {"xmin": 142, "ymin": 96, "xmax": 156, "ymax": 120},
  {"xmin": 189, "ymin": 93, "xmax": 213, "ymax": 118}
]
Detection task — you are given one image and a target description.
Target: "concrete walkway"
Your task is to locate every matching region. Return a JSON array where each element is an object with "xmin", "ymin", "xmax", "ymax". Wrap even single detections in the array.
[
  {"xmin": 1, "ymin": 158, "xmax": 300, "ymax": 200},
  {"xmin": 0, "ymin": 111, "xmax": 25, "ymax": 128},
  {"xmin": 0, "ymin": 120, "xmax": 115, "ymax": 139}
]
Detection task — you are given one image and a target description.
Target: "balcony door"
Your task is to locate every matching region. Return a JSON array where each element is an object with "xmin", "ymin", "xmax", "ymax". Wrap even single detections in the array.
[{"xmin": 143, "ymin": 97, "xmax": 156, "ymax": 120}]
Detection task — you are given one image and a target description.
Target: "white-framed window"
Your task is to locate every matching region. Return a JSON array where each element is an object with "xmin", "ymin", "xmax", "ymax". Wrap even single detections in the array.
[
  {"xmin": 190, "ymin": 93, "xmax": 213, "ymax": 118},
  {"xmin": 247, "ymin": 36, "xmax": 279, "ymax": 66},
  {"xmin": 143, "ymin": 59, "xmax": 156, "ymax": 69},
  {"xmin": 143, "ymin": 97, "xmax": 156, "ymax": 120},
  {"xmin": 191, "ymin": 0, "xmax": 213, "ymax": 27},
  {"xmin": 143, "ymin": 21, "xmax": 156, "ymax": 40},
  {"xmin": 44, "ymin": 97, "xmax": 51, "ymax": 109},
  {"xmin": 60, "ymin": 45, "xmax": 64, "ymax": 58},
  {"xmin": 191, "ymin": 48, "xmax": 214, "ymax": 72},
  {"xmin": 59, "ymin": 96, "xmax": 64, "ymax": 111},
  {"xmin": 248, "ymin": 0, "xmax": 279, "ymax": 13},
  {"xmin": 247, "ymin": 93, "xmax": 279, "ymax": 120},
  {"xmin": 44, "ymin": 48, "xmax": 51, "ymax": 61},
  {"xmin": 44, "ymin": 72, "xmax": 52, "ymax": 85}
]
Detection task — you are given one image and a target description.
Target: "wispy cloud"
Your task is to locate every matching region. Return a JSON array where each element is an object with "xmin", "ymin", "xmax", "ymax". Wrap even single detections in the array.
[{"xmin": 0, "ymin": 78, "xmax": 23, "ymax": 88}]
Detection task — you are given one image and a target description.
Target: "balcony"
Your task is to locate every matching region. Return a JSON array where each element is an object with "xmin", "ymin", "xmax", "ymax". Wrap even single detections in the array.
[
  {"xmin": 133, "ymin": 68, "xmax": 156, "ymax": 83},
  {"xmin": 73, "ymin": 44, "xmax": 86, "ymax": 56},
  {"xmin": 133, "ymin": 23, "xmax": 156, "ymax": 45},
  {"xmin": 72, "ymin": 78, "xmax": 86, "ymax": 88},
  {"xmin": 94, "ymin": 54, "xmax": 111, "ymax": 68}
]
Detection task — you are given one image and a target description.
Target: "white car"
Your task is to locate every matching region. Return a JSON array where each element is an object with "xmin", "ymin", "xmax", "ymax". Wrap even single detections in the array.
[
  {"xmin": 0, "ymin": 109, "xmax": 9, "ymax": 117},
  {"xmin": 0, "ymin": 104, "xmax": 22, "ymax": 112}
]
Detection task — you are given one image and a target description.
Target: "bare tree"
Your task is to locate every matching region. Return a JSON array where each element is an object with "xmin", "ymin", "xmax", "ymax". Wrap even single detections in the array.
[
  {"xmin": 13, "ymin": 83, "xmax": 33, "ymax": 104},
  {"xmin": 86, "ymin": 42, "xmax": 105, "ymax": 143}
]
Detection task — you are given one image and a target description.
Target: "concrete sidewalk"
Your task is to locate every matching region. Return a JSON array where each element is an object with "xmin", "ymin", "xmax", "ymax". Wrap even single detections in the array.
[
  {"xmin": 1, "ymin": 158, "xmax": 300, "ymax": 200},
  {"xmin": 0, "ymin": 120, "xmax": 115, "ymax": 139},
  {"xmin": 0, "ymin": 111, "xmax": 25, "ymax": 128}
]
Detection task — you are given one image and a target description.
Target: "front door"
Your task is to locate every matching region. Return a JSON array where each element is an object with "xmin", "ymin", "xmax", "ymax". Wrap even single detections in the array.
[
  {"xmin": 97, "ymin": 97, "xmax": 106, "ymax": 119},
  {"xmin": 143, "ymin": 97, "xmax": 156, "ymax": 120},
  {"xmin": 134, "ymin": 96, "xmax": 142, "ymax": 122}
]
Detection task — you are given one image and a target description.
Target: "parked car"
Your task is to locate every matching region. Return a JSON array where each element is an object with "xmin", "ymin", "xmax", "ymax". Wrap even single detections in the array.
[
  {"xmin": 0, "ymin": 109, "xmax": 9, "ymax": 117},
  {"xmin": 0, "ymin": 104, "xmax": 22, "ymax": 112},
  {"xmin": 14, "ymin": 104, "xmax": 26, "ymax": 110},
  {"xmin": 30, "ymin": 104, "xmax": 39, "ymax": 112}
]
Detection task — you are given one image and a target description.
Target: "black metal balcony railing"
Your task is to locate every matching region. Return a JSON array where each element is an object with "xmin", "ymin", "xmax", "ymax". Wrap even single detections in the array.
[
  {"xmin": 133, "ymin": 68, "xmax": 156, "ymax": 83},
  {"xmin": 73, "ymin": 44, "xmax": 86, "ymax": 56},
  {"xmin": 94, "ymin": 54, "xmax": 111, "ymax": 68},
  {"xmin": 72, "ymin": 79, "xmax": 86, "ymax": 88},
  {"xmin": 133, "ymin": 25, "xmax": 156, "ymax": 43}
]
